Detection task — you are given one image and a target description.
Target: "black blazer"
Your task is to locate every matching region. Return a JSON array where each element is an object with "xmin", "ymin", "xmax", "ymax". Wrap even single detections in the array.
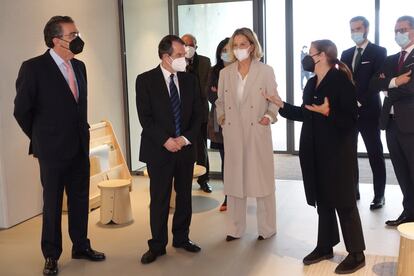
[
  {"xmin": 136, "ymin": 66, "xmax": 202, "ymax": 166},
  {"xmin": 187, "ymin": 53, "xmax": 211, "ymax": 123},
  {"xmin": 370, "ymin": 49, "xmax": 414, "ymax": 133},
  {"xmin": 340, "ymin": 42, "xmax": 387, "ymax": 118},
  {"xmin": 279, "ymin": 68, "xmax": 358, "ymax": 208},
  {"xmin": 14, "ymin": 50, "xmax": 89, "ymax": 161}
]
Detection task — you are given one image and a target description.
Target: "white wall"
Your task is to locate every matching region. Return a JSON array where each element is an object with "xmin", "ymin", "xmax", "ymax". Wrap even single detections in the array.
[
  {"xmin": 0, "ymin": 0, "xmax": 125, "ymax": 228},
  {"xmin": 124, "ymin": 0, "xmax": 169, "ymax": 170}
]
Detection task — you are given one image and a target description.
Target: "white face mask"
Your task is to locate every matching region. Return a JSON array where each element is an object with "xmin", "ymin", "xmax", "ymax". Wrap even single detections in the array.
[
  {"xmin": 185, "ymin": 46, "xmax": 196, "ymax": 59},
  {"xmin": 395, "ymin": 32, "xmax": 411, "ymax": 49},
  {"xmin": 169, "ymin": 56, "xmax": 187, "ymax": 72},
  {"xmin": 233, "ymin": 47, "xmax": 250, "ymax": 61},
  {"xmin": 351, "ymin": 32, "xmax": 365, "ymax": 45}
]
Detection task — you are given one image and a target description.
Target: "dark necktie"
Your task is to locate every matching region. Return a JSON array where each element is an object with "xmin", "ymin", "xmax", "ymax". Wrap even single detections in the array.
[
  {"xmin": 169, "ymin": 74, "xmax": 181, "ymax": 137},
  {"xmin": 354, "ymin": 47, "xmax": 363, "ymax": 72},
  {"xmin": 398, "ymin": 50, "xmax": 407, "ymax": 72}
]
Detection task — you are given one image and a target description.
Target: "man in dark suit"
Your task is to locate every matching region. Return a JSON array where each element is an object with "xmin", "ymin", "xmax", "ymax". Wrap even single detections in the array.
[
  {"xmin": 370, "ymin": 15, "xmax": 414, "ymax": 226},
  {"xmin": 14, "ymin": 16, "xmax": 105, "ymax": 275},
  {"xmin": 341, "ymin": 16, "xmax": 387, "ymax": 210},
  {"xmin": 181, "ymin": 34, "xmax": 212, "ymax": 193},
  {"xmin": 136, "ymin": 35, "xmax": 202, "ymax": 264}
]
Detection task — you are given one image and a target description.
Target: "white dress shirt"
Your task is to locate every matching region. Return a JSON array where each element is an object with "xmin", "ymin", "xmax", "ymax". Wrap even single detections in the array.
[
  {"xmin": 352, "ymin": 39, "xmax": 369, "ymax": 71},
  {"xmin": 384, "ymin": 44, "xmax": 414, "ymax": 114},
  {"xmin": 160, "ymin": 63, "xmax": 190, "ymax": 145}
]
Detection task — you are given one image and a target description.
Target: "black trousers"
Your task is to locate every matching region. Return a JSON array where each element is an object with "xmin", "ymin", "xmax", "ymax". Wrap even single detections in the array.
[
  {"xmin": 316, "ymin": 205, "xmax": 365, "ymax": 253},
  {"xmin": 196, "ymin": 122, "xmax": 210, "ymax": 184},
  {"xmin": 146, "ymin": 153, "xmax": 194, "ymax": 253},
  {"xmin": 356, "ymin": 117, "xmax": 386, "ymax": 199},
  {"xmin": 386, "ymin": 119, "xmax": 414, "ymax": 216},
  {"xmin": 38, "ymin": 150, "xmax": 90, "ymax": 259}
]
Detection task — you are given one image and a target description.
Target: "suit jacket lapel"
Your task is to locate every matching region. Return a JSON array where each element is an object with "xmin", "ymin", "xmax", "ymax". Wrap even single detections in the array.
[
  {"xmin": 156, "ymin": 66, "xmax": 175, "ymax": 121},
  {"xmin": 71, "ymin": 60, "xmax": 86, "ymax": 103},
  {"xmin": 44, "ymin": 51, "xmax": 78, "ymax": 104},
  {"xmin": 403, "ymin": 48, "xmax": 414, "ymax": 69}
]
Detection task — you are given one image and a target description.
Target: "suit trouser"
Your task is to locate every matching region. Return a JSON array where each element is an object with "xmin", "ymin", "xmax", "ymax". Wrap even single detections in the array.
[
  {"xmin": 196, "ymin": 122, "xmax": 210, "ymax": 184},
  {"xmin": 227, "ymin": 193, "xmax": 276, "ymax": 238},
  {"xmin": 316, "ymin": 204, "xmax": 365, "ymax": 253},
  {"xmin": 386, "ymin": 119, "xmax": 414, "ymax": 216},
  {"xmin": 146, "ymin": 155, "xmax": 194, "ymax": 253},
  {"xmin": 38, "ymin": 150, "xmax": 90, "ymax": 259},
  {"xmin": 356, "ymin": 117, "xmax": 386, "ymax": 199}
]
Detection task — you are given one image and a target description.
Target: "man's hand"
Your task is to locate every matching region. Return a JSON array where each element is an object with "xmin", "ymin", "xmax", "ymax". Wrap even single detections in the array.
[
  {"xmin": 210, "ymin": 86, "xmax": 217, "ymax": 92},
  {"xmin": 305, "ymin": 97, "xmax": 330, "ymax": 116},
  {"xmin": 259, "ymin": 116, "xmax": 271, "ymax": 126},
  {"xmin": 396, "ymin": 70, "xmax": 412, "ymax": 87},
  {"xmin": 173, "ymin": 136, "xmax": 187, "ymax": 148},
  {"xmin": 163, "ymin": 137, "xmax": 182, "ymax": 152}
]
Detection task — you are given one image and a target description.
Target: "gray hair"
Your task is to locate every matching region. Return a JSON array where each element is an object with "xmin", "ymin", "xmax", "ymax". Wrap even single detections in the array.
[
  {"xmin": 181, "ymin": 33, "xmax": 197, "ymax": 46},
  {"xmin": 397, "ymin": 15, "xmax": 414, "ymax": 28}
]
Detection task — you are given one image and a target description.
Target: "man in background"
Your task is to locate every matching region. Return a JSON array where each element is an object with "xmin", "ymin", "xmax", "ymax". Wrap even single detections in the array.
[{"xmin": 181, "ymin": 33, "xmax": 212, "ymax": 193}]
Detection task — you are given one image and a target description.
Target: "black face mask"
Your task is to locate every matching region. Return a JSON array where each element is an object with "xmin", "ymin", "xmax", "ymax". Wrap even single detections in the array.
[
  {"xmin": 301, "ymin": 53, "xmax": 320, "ymax": 72},
  {"xmin": 60, "ymin": 36, "xmax": 85, "ymax": 54}
]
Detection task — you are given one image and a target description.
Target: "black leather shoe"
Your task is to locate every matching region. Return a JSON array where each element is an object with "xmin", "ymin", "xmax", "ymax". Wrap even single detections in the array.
[
  {"xmin": 226, "ymin": 235, "xmax": 240, "ymax": 242},
  {"xmin": 140, "ymin": 249, "xmax": 166, "ymax": 264},
  {"xmin": 72, "ymin": 247, "xmax": 106, "ymax": 261},
  {"xmin": 199, "ymin": 183, "xmax": 212, "ymax": 193},
  {"xmin": 173, "ymin": 240, "xmax": 201, "ymax": 252},
  {"xmin": 43, "ymin": 258, "xmax": 58, "ymax": 275},
  {"xmin": 303, "ymin": 247, "xmax": 334, "ymax": 265},
  {"xmin": 370, "ymin": 197, "xmax": 385, "ymax": 210},
  {"xmin": 385, "ymin": 215, "xmax": 414, "ymax": 226},
  {"xmin": 335, "ymin": 252, "xmax": 365, "ymax": 274}
]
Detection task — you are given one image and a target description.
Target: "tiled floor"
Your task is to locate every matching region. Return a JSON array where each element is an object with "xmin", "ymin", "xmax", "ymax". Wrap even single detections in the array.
[{"xmin": 0, "ymin": 177, "xmax": 404, "ymax": 276}]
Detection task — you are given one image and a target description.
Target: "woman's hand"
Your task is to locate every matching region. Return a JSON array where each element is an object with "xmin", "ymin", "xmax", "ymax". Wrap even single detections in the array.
[
  {"xmin": 259, "ymin": 116, "xmax": 270, "ymax": 126},
  {"xmin": 305, "ymin": 97, "xmax": 330, "ymax": 116},
  {"xmin": 262, "ymin": 91, "xmax": 284, "ymax": 108}
]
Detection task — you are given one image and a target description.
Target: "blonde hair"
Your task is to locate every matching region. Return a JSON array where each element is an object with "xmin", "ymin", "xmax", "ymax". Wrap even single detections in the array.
[{"xmin": 228, "ymin": 27, "xmax": 263, "ymax": 61}]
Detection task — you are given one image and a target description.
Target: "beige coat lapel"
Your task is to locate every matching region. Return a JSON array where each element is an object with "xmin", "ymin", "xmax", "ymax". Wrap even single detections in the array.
[{"xmin": 241, "ymin": 60, "xmax": 259, "ymax": 105}]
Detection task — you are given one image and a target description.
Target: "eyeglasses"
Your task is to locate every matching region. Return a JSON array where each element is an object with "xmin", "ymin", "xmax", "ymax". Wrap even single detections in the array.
[
  {"xmin": 395, "ymin": 28, "xmax": 412, "ymax": 34},
  {"xmin": 60, "ymin": 32, "xmax": 80, "ymax": 40}
]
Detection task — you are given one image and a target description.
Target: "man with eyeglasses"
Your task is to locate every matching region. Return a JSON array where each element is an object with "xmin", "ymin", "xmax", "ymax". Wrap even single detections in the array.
[
  {"xmin": 341, "ymin": 16, "xmax": 387, "ymax": 210},
  {"xmin": 370, "ymin": 15, "xmax": 414, "ymax": 227},
  {"xmin": 14, "ymin": 16, "xmax": 105, "ymax": 275},
  {"xmin": 181, "ymin": 34, "xmax": 212, "ymax": 193}
]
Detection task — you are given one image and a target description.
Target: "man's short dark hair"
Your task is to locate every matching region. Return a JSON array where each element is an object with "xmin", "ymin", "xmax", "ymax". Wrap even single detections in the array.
[
  {"xmin": 397, "ymin": 15, "xmax": 414, "ymax": 28},
  {"xmin": 44, "ymin": 16, "xmax": 74, "ymax": 48},
  {"xmin": 350, "ymin": 16, "xmax": 369, "ymax": 28},
  {"xmin": 158, "ymin": 35, "xmax": 185, "ymax": 59}
]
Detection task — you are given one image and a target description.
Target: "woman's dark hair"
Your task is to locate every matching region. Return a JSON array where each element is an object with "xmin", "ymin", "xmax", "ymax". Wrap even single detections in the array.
[
  {"xmin": 158, "ymin": 35, "xmax": 185, "ymax": 59},
  {"xmin": 212, "ymin": 37, "xmax": 230, "ymax": 76},
  {"xmin": 311, "ymin": 39, "xmax": 354, "ymax": 83},
  {"xmin": 44, "ymin": 16, "xmax": 74, "ymax": 48}
]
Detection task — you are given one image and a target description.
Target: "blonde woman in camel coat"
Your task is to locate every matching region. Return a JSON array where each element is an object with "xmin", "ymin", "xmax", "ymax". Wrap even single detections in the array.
[{"xmin": 215, "ymin": 27, "xmax": 280, "ymax": 241}]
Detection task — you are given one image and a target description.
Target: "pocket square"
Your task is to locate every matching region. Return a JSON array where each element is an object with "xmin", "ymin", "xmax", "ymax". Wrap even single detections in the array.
[{"xmin": 361, "ymin": 61, "xmax": 370, "ymax": 64}]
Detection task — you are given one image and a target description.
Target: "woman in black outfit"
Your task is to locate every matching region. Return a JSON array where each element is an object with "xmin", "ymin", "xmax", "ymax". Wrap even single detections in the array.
[
  {"xmin": 207, "ymin": 37, "xmax": 231, "ymax": 211},
  {"xmin": 264, "ymin": 39, "xmax": 366, "ymax": 274}
]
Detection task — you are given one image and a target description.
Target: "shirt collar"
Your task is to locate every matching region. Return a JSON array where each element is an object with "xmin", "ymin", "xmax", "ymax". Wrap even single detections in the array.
[
  {"xmin": 402, "ymin": 44, "xmax": 414, "ymax": 56},
  {"xmin": 49, "ymin": 48, "xmax": 66, "ymax": 66},
  {"xmin": 160, "ymin": 63, "xmax": 176, "ymax": 82},
  {"xmin": 356, "ymin": 40, "xmax": 369, "ymax": 51}
]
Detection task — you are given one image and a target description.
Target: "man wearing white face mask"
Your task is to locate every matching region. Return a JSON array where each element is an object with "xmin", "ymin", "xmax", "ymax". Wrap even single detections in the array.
[
  {"xmin": 136, "ymin": 35, "xmax": 203, "ymax": 264},
  {"xmin": 340, "ymin": 16, "xmax": 387, "ymax": 210},
  {"xmin": 181, "ymin": 34, "xmax": 212, "ymax": 193},
  {"xmin": 370, "ymin": 15, "xmax": 414, "ymax": 227}
]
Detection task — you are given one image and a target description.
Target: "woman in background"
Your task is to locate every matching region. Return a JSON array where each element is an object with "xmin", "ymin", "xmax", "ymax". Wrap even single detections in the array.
[
  {"xmin": 207, "ymin": 37, "xmax": 231, "ymax": 211},
  {"xmin": 264, "ymin": 39, "xmax": 365, "ymax": 274}
]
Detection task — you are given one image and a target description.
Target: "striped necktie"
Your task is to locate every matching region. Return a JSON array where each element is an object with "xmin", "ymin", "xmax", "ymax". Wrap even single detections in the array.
[
  {"xmin": 169, "ymin": 74, "xmax": 181, "ymax": 137},
  {"xmin": 398, "ymin": 51, "xmax": 407, "ymax": 72}
]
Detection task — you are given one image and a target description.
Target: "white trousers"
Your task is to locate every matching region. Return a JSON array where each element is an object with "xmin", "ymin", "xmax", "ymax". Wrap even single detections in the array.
[{"xmin": 227, "ymin": 193, "xmax": 276, "ymax": 238}]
